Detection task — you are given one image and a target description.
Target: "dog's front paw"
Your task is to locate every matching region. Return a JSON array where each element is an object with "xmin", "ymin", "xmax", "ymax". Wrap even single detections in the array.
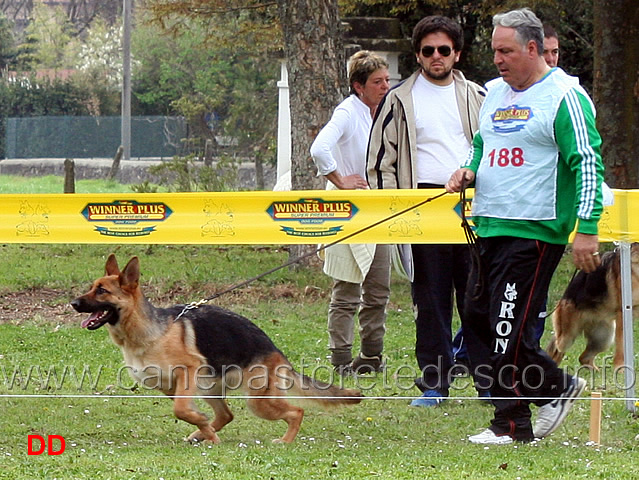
[{"xmin": 185, "ymin": 430, "xmax": 204, "ymax": 443}]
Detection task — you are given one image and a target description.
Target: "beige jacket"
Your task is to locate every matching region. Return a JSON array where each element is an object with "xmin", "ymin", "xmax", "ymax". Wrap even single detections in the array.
[{"xmin": 322, "ymin": 243, "xmax": 376, "ymax": 284}]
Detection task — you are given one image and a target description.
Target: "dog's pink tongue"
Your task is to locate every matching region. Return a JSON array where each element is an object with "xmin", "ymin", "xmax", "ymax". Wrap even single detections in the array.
[{"xmin": 81, "ymin": 312, "xmax": 101, "ymax": 328}]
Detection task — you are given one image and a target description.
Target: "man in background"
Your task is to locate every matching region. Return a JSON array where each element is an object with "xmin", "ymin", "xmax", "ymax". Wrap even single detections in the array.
[
  {"xmin": 543, "ymin": 24, "xmax": 560, "ymax": 67},
  {"xmin": 368, "ymin": 16, "xmax": 489, "ymax": 407}
]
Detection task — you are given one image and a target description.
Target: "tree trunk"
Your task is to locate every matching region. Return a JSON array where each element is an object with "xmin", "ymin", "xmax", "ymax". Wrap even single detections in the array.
[
  {"xmin": 276, "ymin": 0, "xmax": 346, "ymax": 266},
  {"xmin": 276, "ymin": 0, "xmax": 346, "ymax": 191},
  {"xmin": 593, "ymin": 0, "xmax": 639, "ymax": 188}
]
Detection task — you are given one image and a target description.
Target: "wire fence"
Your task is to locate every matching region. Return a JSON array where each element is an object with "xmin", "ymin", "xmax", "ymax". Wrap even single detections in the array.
[
  {"xmin": 3, "ymin": 115, "xmax": 187, "ymax": 159},
  {"xmin": 0, "ymin": 393, "xmax": 636, "ymax": 404}
]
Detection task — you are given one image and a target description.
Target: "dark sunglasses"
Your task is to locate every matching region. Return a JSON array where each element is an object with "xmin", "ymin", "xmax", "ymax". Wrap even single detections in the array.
[{"xmin": 420, "ymin": 45, "xmax": 453, "ymax": 57}]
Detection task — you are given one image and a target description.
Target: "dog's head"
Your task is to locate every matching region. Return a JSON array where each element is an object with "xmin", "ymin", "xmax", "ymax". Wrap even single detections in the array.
[{"xmin": 71, "ymin": 254, "xmax": 140, "ymax": 330}]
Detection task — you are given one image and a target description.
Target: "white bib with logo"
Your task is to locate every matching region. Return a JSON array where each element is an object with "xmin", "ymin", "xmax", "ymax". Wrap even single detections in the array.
[{"xmin": 472, "ymin": 70, "xmax": 579, "ymax": 220}]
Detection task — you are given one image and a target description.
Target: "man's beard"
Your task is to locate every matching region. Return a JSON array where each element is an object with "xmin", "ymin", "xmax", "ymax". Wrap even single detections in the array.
[{"xmin": 422, "ymin": 65, "xmax": 453, "ymax": 81}]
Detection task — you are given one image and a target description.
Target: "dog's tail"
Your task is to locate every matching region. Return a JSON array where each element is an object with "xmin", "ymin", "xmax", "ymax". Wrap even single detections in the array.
[{"xmin": 286, "ymin": 370, "xmax": 362, "ymax": 407}]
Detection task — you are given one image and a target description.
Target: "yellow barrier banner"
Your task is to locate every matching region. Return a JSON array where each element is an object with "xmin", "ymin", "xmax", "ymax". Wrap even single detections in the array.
[{"xmin": 1, "ymin": 189, "xmax": 637, "ymax": 244}]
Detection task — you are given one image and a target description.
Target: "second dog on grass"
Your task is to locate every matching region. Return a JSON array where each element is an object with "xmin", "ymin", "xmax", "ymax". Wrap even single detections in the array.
[
  {"xmin": 71, "ymin": 254, "xmax": 362, "ymax": 444},
  {"xmin": 547, "ymin": 244, "xmax": 639, "ymax": 369}
]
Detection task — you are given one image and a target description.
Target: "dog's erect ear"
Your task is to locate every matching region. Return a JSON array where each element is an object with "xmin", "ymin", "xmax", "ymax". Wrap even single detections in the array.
[
  {"xmin": 120, "ymin": 256, "xmax": 140, "ymax": 289},
  {"xmin": 105, "ymin": 254, "xmax": 120, "ymax": 276}
]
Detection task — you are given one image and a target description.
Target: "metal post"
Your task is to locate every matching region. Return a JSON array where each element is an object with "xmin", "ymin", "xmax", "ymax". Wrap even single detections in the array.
[
  {"xmin": 121, "ymin": 0, "xmax": 132, "ymax": 160},
  {"xmin": 619, "ymin": 241, "xmax": 636, "ymax": 412}
]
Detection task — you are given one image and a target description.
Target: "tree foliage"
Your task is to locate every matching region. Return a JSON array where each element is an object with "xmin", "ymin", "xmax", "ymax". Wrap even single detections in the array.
[
  {"xmin": 0, "ymin": 0, "xmax": 122, "ymax": 34},
  {"xmin": 15, "ymin": 2, "xmax": 79, "ymax": 71},
  {"xmin": 0, "ymin": 13, "xmax": 15, "ymax": 69},
  {"xmin": 134, "ymin": 5, "xmax": 279, "ymax": 160},
  {"xmin": 145, "ymin": 0, "xmax": 281, "ymax": 53},
  {"xmin": 2, "ymin": 1, "xmax": 280, "ymax": 166},
  {"xmin": 76, "ymin": 17, "xmax": 125, "ymax": 91}
]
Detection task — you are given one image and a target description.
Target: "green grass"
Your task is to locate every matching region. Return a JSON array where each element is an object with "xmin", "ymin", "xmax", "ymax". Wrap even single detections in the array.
[
  {"xmin": 1, "ymin": 286, "xmax": 638, "ymax": 479},
  {"xmin": 1, "ymin": 175, "xmax": 638, "ymax": 479},
  {"xmin": 0, "ymin": 244, "xmax": 315, "ymax": 296},
  {"xmin": 0, "ymin": 175, "xmax": 136, "ymax": 194}
]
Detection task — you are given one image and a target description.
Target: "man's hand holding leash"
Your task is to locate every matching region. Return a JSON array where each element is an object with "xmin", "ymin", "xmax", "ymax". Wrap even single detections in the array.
[
  {"xmin": 572, "ymin": 232, "xmax": 601, "ymax": 273},
  {"xmin": 445, "ymin": 168, "xmax": 475, "ymax": 193}
]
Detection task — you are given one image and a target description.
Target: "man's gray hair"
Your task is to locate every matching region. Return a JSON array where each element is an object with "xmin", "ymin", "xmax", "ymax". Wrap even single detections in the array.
[{"xmin": 493, "ymin": 8, "xmax": 544, "ymax": 55}]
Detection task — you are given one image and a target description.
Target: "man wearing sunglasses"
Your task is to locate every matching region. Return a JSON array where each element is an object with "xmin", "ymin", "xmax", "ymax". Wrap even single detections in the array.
[{"xmin": 367, "ymin": 16, "xmax": 489, "ymax": 407}]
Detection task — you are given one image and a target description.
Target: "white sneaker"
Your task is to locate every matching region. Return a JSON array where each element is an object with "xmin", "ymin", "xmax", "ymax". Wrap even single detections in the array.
[
  {"xmin": 468, "ymin": 428, "xmax": 514, "ymax": 445},
  {"xmin": 533, "ymin": 376, "xmax": 587, "ymax": 438}
]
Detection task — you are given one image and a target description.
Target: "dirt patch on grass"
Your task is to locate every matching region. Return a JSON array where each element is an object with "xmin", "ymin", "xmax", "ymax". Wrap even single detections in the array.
[
  {"xmin": 0, "ymin": 283, "xmax": 329, "ymax": 325},
  {"xmin": 0, "ymin": 288, "xmax": 74, "ymax": 325}
]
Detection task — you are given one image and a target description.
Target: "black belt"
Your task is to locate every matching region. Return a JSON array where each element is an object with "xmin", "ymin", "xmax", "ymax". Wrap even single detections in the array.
[{"xmin": 417, "ymin": 183, "xmax": 444, "ymax": 189}]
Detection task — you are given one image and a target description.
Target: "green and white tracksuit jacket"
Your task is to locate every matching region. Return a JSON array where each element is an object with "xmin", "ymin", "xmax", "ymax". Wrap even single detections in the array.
[{"xmin": 465, "ymin": 68, "xmax": 605, "ymax": 244}]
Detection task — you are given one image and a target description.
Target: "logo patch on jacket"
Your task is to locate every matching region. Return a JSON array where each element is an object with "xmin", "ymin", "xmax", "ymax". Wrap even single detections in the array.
[{"xmin": 491, "ymin": 105, "xmax": 533, "ymax": 133}]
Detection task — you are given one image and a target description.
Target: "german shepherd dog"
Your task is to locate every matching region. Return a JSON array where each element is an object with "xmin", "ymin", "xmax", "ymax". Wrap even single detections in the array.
[
  {"xmin": 71, "ymin": 254, "xmax": 361, "ymax": 444},
  {"xmin": 546, "ymin": 243, "xmax": 639, "ymax": 369}
]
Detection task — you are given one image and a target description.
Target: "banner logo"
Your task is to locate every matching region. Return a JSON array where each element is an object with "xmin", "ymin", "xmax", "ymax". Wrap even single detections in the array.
[
  {"xmin": 16, "ymin": 200, "xmax": 50, "ymax": 237},
  {"xmin": 266, "ymin": 198, "xmax": 357, "ymax": 238},
  {"xmin": 81, "ymin": 200, "xmax": 172, "ymax": 238}
]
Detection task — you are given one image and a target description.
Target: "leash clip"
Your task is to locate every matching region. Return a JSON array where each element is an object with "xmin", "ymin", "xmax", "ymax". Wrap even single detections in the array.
[{"xmin": 174, "ymin": 299, "xmax": 209, "ymax": 322}]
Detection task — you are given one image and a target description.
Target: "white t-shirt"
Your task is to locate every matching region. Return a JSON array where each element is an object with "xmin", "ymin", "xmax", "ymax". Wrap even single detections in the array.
[
  {"xmin": 412, "ymin": 74, "xmax": 470, "ymax": 185},
  {"xmin": 309, "ymin": 94, "xmax": 372, "ymax": 185}
]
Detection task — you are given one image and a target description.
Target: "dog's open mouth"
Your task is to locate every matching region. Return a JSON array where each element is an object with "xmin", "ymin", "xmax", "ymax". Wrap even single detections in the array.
[{"xmin": 81, "ymin": 309, "xmax": 116, "ymax": 330}]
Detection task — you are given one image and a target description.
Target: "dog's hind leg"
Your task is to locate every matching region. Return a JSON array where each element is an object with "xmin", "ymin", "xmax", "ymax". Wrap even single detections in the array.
[
  {"xmin": 550, "ymin": 301, "xmax": 582, "ymax": 358},
  {"xmin": 580, "ymin": 318, "xmax": 615, "ymax": 370},
  {"xmin": 244, "ymin": 355, "xmax": 304, "ymax": 444},
  {"xmin": 613, "ymin": 311, "xmax": 625, "ymax": 369},
  {"xmin": 546, "ymin": 335, "xmax": 565, "ymax": 365}
]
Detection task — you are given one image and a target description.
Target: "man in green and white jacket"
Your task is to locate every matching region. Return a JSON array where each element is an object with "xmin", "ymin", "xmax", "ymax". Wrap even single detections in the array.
[{"xmin": 446, "ymin": 8, "xmax": 604, "ymax": 444}]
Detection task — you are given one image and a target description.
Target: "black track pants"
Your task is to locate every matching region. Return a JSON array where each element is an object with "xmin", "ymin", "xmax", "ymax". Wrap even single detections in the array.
[{"xmin": 462, "ymin": 236, "xmax": 573, "ymax": 440}]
